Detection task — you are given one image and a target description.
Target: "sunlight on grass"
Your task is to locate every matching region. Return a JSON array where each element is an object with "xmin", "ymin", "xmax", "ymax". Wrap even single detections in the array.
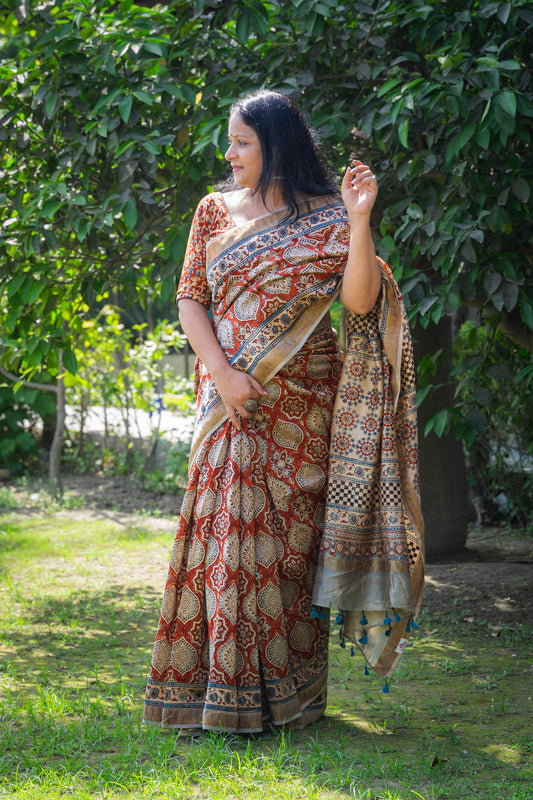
[
  {"xmin": 0, "ymin": 511, "xmax": 531, "ymax": 800},
  {"xmin": 484, "ymin": 743, "xmax": 523, "ymax": 765}
]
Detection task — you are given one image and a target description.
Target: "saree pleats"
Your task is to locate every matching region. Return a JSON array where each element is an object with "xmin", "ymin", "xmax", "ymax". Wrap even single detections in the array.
[{"xmin": 144, "ymin": 327, "xmax": 340, "ymax": 732}]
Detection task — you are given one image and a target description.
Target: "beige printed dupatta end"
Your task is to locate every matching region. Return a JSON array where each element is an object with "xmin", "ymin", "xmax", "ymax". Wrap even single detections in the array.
[{"xmin": 312, "ymin": 258, "xmax": 425, "ymax": 680}]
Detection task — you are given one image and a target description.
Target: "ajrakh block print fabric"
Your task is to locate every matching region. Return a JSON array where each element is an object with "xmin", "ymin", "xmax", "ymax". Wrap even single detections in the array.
[
  {"xmin": 144, "ymin": 194, "xmax": 351, "ymax": 732},
  {"xmin": 313, "ymin": 260, "xmax": 424, "ymax": 679}
]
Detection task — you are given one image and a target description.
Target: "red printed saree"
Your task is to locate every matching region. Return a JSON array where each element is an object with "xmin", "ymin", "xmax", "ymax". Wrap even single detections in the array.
[{"xmin": 143, "ymin": 193, "xmax": 350, "ymax": 733}]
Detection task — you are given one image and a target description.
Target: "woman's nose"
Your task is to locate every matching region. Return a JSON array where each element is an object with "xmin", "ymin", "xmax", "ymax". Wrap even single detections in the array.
[{"xmin": 225, "ymin": 143, "xmax": 235, "ymax": 160}]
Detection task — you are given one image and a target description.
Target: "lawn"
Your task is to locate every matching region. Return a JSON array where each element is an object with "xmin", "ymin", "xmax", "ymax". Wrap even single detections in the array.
[{"xmin": 0, "ymin": 500, "xmax": 531, "ymax": 799}]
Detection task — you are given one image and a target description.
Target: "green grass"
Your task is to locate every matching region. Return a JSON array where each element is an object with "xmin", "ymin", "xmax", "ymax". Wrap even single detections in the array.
[
  {"xmin": 0, "ymin": 511, "xmax": 531, "ymax": 799},
  {"xmin": 0, "ymin": 481, "xmax": 88, "ymax": 512}
]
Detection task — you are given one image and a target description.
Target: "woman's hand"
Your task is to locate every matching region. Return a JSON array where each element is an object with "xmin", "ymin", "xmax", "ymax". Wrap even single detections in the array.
[
  {"xmin": 213, "ymin": 364, "xmax": 267, "ymax": 431},
  {"xmin": 341, "ymin": 159, "xmax": 378, "ymax": 220},
  {"xmin": 178, "ymin": 298, "xmax": 267, "ymax": 431}
]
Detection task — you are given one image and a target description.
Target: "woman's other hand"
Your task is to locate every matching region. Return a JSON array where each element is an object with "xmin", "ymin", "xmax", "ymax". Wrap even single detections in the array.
[
  {"xmin": 341, "ymin": 159, "xmax": 378, "ymax": 220},
  {"xmin": 178, "ymin": 298, "xmax": 267, "ymax": 430}
]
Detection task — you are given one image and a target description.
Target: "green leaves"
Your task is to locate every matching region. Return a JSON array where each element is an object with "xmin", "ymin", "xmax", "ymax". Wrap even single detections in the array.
[
  {"xmin": 42, "ymin": 199, "xmax": 65, "ymax": 220},
  {"xmin": 398, "ymin": 119, "xmax": 409, "ymax": 149},
  {"xmin": 0, "ymin": 0, "xmax": 214, "ymax": 383},
  {"xmin": 44, "ymin": 90, "xmax": 59, "ymax": 118},
  {"xmin": 445, "ymin": 124, "xmax": 476, "ymax": 164},
  {"xmin": 1, "ymin": 0, "xmax": 532, "ymax": 410},
  {"xmin": 118, "ymin": 94, "xmax": 133, "ymax": 124},
  {"xmin": 122, "ymin": 198, "xmax": 137, "ymax": 231},
  {"xmin": 512, "ymin": 177, "xmax": 530, "ymax": 204},
  {"xmin": 497, "ymin": 89, "xmax": 516, "ymax": 118},
  {"xmin": 62, "ymin": 349, "xmax": 78, "ymax": 375}
]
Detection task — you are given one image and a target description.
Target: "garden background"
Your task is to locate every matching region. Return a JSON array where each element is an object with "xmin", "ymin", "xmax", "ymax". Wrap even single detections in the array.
[{"xmin": 0, "ymin": 1, "xmax": 532, "ymax": 798}]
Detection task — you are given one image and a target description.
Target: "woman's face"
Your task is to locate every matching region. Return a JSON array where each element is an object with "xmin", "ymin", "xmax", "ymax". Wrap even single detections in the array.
[{"xmin": 225, "ymin": 112, "xmax": 263, "ymax": 190}]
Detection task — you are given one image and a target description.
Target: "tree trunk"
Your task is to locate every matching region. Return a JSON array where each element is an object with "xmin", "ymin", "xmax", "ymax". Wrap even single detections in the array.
[
  {"xmin": 49, "ymin": 366, "xmax": 65, "ymax": 498},
  {"xmin": 414, "ymin": 318, "xmax": 469, "ymax": 559}
]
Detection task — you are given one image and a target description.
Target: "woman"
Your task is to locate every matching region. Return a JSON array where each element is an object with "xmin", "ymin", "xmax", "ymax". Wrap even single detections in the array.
[{"xmin": 143, "ymin": 90, "xmax": 423, "ymax": 733}]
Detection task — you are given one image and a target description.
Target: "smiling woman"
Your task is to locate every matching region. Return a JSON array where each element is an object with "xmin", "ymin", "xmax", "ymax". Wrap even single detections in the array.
[
  {"xmin": 143, "ymin": 90, "xmax": 423, "ymax": 735},
  {"xmin": 225, "ymin": 114, "xmax": 263, "ymax": 193}
]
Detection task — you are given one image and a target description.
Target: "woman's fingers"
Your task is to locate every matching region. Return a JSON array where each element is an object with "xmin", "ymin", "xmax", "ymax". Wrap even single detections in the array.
[
  {"xmin": 349, "ymin": 161, "xmax": 377, "ymax": 185},
  {"xmin": 238, "ymin": 379, "xmax": 266, "ymax": 420},
  {"xmin": 249, "ymin": 375, "xmax": 268, "ymax": 396},
  {"xmin": 225, "ymin": 401, "xmax": 242, "ymax": 431},
  {"xmin": 221, "ymin": 372, "xmax": 268, "ymax": 427},
  {"xmin": 341, "ymin": 165, "xmax": 355, "ymax": 189},
  {"xmin": 342, "ymin": 160, "xmax": 378, "ymax": 217}
]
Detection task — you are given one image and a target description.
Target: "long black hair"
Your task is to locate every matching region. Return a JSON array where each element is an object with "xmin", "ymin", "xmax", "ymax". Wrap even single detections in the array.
[{"xmin": 228, "ymin": 90, "xmax": 338, "ymax": 220}]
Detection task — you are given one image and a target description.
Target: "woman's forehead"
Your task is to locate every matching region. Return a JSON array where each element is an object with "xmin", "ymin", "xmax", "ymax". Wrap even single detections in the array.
[{"xmin": 228, "ymin": 112, "xmax": 257, "ymax": 138}]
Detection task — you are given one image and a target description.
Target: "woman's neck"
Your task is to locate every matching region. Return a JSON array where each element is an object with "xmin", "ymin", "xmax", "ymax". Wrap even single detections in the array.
[
  {"xmin": 223, "ymin": 184, "xmax": 313, "ymax": 226},
  {"xmin": 249, "ymin": 185, "xmax": 286, "ymax": 214}
]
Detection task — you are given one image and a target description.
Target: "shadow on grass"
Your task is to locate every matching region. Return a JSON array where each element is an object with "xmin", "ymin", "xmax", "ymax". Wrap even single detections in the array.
[
  {"xmin": 1, "ymin": 514, "xmax": 532, "ymax": 798},
  {"xmin": 0, "ymin": 586, "xmax": 531, "ymax": 799},
  {"xmin": 2, "ymin": 584, "xmax": 160, "ymax": 688},
  {"xmin": 1, "ymin": 684, "xmax": 532, "ymax": 800}
]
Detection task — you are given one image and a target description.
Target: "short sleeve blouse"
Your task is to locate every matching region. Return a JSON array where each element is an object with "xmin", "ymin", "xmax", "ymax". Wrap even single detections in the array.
[{"xmin": 175, "ymin": 192, "xmax": 235, "ymax": 309}]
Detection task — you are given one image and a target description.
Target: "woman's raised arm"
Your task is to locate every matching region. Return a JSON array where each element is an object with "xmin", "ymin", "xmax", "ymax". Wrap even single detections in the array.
[{"xmin": 339, "ymin": 160, "xmax": 382, "ymax": 315}]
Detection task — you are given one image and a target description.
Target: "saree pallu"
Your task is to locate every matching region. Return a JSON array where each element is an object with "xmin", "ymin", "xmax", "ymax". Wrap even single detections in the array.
[
  {"xmin": 144, "ymin": 195, "xmax": 350, "ymax": 733},
  {"xmin": 313, "ymin": 259, "xmax": 424, "ymax": 679}
]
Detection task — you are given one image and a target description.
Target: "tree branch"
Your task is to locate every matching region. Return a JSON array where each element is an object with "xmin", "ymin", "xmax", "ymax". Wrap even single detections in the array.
[
  {"xmin": 0, "ymin": 366, "xmax": 58, "ymax": 394},
  {"xmin": 464, "ymin": 300, "xmax": 533, "ymax": 354},
  {"xmin": 498, "ymin": 312, "xmax": 533, "ymax": 354}
]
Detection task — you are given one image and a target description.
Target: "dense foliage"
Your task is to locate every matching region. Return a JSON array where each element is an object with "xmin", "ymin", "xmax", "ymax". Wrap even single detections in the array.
[
  {"xmin": 1, "ymin": 0, "xmax": 531, "ymax": 370},
  {"xmin": 0, "ymin": 0, "xmax": 531, "ymax": 512},
  {"xmin": 452, "ymin": 324, "xmax": 533, "ymax": 526},
  {"xmin": 0, "ymin": 385, "xmax": 55, "ymax": 474}
]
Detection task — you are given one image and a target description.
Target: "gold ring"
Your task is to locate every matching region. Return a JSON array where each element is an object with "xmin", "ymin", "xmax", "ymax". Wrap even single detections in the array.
[{"xmin": 243, "ymin": 399, "xmax": 258, "ymax": 414}]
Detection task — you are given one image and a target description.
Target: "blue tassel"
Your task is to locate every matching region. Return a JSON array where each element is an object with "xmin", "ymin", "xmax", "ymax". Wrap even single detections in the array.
[
  {"xmin": 383, "ymin": 613, "xmax": 392, "ymax": 626},
  {"xmin": 406, "ymin": 619, "xmax": 411, "ymax": 633},
  {"xmin": 393, "ymin": 610, "xmax": 401, "ymax": 623},
  {"xmin": 360, "ymin": 611, "xmax": 368, "ymax": 626},
  {"xmin": 382, "ymin": 680, "xmax": 390, "ymax": 694},
  {"xmin": 364, "ymin": 664, "xmax": 370, "ymax": 676},
  {"xmin": 312, "ymin": 605, "xmax": 330, "ymax": 620},
  {"xmin": 385, "ymin": 624, "xmax": 392, "ymax": 637},
  {"xmin": 340, "ymin": 637, "xmax": 346, "ymax": 650},
  {"xmin": 358, "ymin": 629, "xmax": 368, "ymax": 645},
  {"xmin": 350, "ymin": 645, "xmax": 355, "ymax": 657},
  {"xmin": 336, "ymin": 612, "xmax": 344, "ymax": 626},
  {"xmin": 411, "ymin": 615, "xmax": 418, "ymax": 629}
]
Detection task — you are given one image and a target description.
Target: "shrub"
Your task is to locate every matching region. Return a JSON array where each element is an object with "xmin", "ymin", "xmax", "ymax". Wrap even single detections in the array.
[
  {"xmin": 453, "ymin": 321, "xmax": 533, "ymax": 529},
  {"xmin": 0, "ymin": 385, "xmax": 55, "ymax": 475}
]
